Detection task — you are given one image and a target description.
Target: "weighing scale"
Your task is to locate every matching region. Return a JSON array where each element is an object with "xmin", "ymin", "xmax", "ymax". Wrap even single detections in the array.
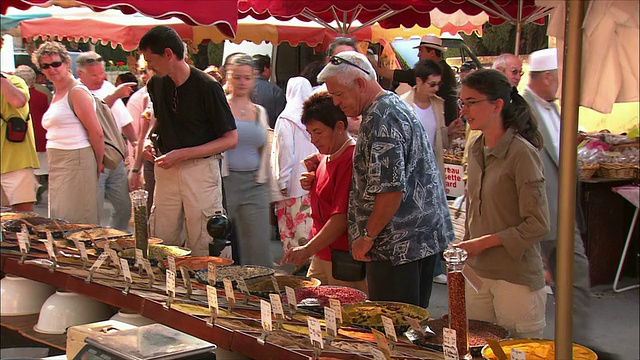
[{"xmin": 73, "ymin": 323, "xmax": 216, "ymax": 360}]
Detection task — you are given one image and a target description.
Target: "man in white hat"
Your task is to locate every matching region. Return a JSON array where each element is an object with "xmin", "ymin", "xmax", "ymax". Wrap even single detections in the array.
[
  {"xmin": 522, "ymin": 47, "xmax": 594, "ymax": 348},
  {"xmin": 374, "ymin": 34, "xmax": 458, "ymax": 125}
]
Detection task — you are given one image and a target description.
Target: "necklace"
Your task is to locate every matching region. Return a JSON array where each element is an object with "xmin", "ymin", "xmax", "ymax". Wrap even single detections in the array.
[{"xmin": 327, "ymin": 137, "xmax": 354, "ymax": 162}]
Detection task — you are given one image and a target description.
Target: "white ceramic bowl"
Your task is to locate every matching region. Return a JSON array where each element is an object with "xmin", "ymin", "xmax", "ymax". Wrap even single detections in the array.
[
  {"xmin": 34, "ymin": 290, "xmax": 114, "ymax": 334},
  {"xmin": 0, "ymin": 275, "xmax": 56, "ymax": 316},
  {"xmin": 110, "ymin": 310, "xmax": 155, "ymax": 327}
]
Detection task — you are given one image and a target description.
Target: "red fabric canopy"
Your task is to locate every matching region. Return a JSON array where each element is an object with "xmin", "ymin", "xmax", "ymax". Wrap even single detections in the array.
[{"xmin": 2, "ymin": 0, "xmax": 238, "ymax": 37}]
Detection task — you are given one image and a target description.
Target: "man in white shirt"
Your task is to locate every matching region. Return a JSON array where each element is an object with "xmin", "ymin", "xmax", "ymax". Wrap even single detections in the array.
[
  {"xmin": 522, "ymin": 48, "xmax": 593, "ymax": 348},
  {"xmin": 77, "ymin": 52, "xmax": 137, "ymax": 230}
]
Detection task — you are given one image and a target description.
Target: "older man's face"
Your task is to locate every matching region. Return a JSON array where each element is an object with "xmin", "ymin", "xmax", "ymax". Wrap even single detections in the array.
[
  {"xmin": 77, "ymin": 63, "xmax": 105, "ymax": 91},
  {"xmin": 501, "ymin": 57, "xmax": 524, "ymax": 87},
  {"xmin": 325, "ymin": 77, "xmax": 363, "ymax": 117}
]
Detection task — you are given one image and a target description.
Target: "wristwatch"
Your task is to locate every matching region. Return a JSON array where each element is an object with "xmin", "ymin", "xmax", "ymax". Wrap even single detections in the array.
[{"xmin": 362, "ymin": 228, "xmax": 375, "ymax": 242}]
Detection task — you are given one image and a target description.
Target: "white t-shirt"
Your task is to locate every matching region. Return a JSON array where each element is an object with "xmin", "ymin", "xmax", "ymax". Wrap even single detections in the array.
[
  {"xmin": 91, "ymin": 81, "xmax": 133, "ymax": 129},
  {"xmin": 412, "ymin": 103, "xmax": 437, "ymax": 148}
]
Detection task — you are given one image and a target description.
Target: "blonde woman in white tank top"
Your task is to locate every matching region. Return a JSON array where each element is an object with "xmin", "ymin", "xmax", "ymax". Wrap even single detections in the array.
[{"xmin": 33, "ymin": 41, "xmax": 104, "ymax": 224}]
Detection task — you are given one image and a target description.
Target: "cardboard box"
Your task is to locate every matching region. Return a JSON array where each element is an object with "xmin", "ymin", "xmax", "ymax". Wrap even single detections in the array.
[{"xmin": 66, "ymin": 320, "xmax": 136, "ymax": 359}]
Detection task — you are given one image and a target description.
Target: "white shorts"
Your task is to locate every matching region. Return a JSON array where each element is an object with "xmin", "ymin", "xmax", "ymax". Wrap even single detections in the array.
[{"xmin": 0, "ymin": 168, "xmax": 38, "ymax": 206}]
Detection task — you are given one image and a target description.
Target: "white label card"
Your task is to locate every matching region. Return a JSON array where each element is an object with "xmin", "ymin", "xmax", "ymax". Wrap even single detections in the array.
[
  {"xmin": 271, "ymin": 276, "xmax": 281, "ymax": 293},
  {"xmin": 443, "ymin": 327, "xmax": 459, "ymax": 360},
  {"xmin": 108, "ymin": 249, "xmax": 120, "ymax": 269},
  {"xmin": 462, "ymin": 264, "xmax": 483, "ymax": 292},
  {"xmin": 405, "ymin": 316, "xmax": 425, "ymax": 336},
  {"xmin": 324, "ymin": 306, "xmax": 337, "ymax": 337},
  {"xmin": 269, "ymin": 293, "xmax": 285, "ymax": 318},
  {"xmin": 329, "ymin": 299, "xmax": 342, "ymax": 322},
  {"xmin": 120, "ymin": 258, "xmax": 132, "ymax": 282},
  {"xmin": 77, "ymin": 242, "xmax": 89, "ymax": 262},
  {"xmin": 223, "ymin": 278, "xmax": 235, "ymax": 302},
  {"xmin": 371, "ymin": 328, "xmax": 391, "ymax": 358},
  {"xmin": 510, "ymin": 348, "xmax": 526, "ymax": 360},
  {"xmin": 167, "ymin": 256, "xmax": 176, "ymax": 274},
  {"xmin": 45, "ymin": 231, "xmax": 56, "ymax": 259},
  {"xmin": 17, "ymin": 231, "xmax": 28, "ymax": 253},
  {"xmin": 236, "ymin": 277, "xmax": 249, "ymax": 294},
  {"xmin": 142, "ymin": 259, "xmax": 155, "ymax": 281},
  {"xmin": 307, "ymin": 317, "xmax": 323, "ymax": 349},
  {"xmin": 166, "ymin": 270, "xmax": 176, "ymax": 297},
  {"xmin": 260, "ymin": 299, "xmax": 273, "ymax": 332},
  {"xmin": 206, "ymin": 285, "xmax": 219, "ymax": 312},
  {"xmin": 370, "ymin": 347, "xmax": 386, "ymax": 360},
  {"xmin": 207, "ymin": 262, "xmax": 217, "ymax": 283},
  {"xmin": 285, "ymin": 286, "xmax": 297, "ymax": 311},
  {"xmin": 381, "ymin": 315, "xmax": 397, "ymax": 342},
  {"xmin": 90, "ymin": 252, "xmax": 109, "ymax": 272},
  {"xmin": 135, "ymin": 248, "xmax": 144, "ymax": 267}
]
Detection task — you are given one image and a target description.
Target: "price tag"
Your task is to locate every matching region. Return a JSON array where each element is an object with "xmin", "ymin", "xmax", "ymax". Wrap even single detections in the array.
[
  {"xmin": 371, "ymin": 328, "xmax": 391, "ymax": 358},
  {"xmin": 324, "ymin": 306, "xmax": 337, "ymax": 338},
  {"xmin": 285, "ymin": 286, "xmax": 297, "ymax": 311},
  {"xmin": 76, "ymin": 242, "xmax": 89, "ymax": 262},
  {"xmin": 370, "ymin": 347, "xmax": 387, "ymax": 360},
  {"xmin": 307, "ymin": 317, "xmax": 323, "ymax": 349},
  {"xmin": 120, "ymin": 258, "xmax": 132, "ymax": 282},
  {"xmin": 270, "ymin": 276, "xmax": 281, "ymax": 293},
  {"xmin": 442, "ymin": 327, "xmax": 459, "ymax": 360},
  {"xmin": 135, "ymin": 248, "xmax": 144, "ymax": 267},
  {"xmin": 44, "ymin": 231, "xmax": 56, "ymax": 259},
  {"xmin": 90, "ymin": 252, "xmax": 109, "ymax": 272},
  {"xmin": 223, "ymin": 278, "xmax": 235, "ymax": 302},
  {"xmin": 462, "ymin": 264, "xmax": 483, "ymax": 292},
  {"xmin": 17, "ymin": 230, "xmax": 29, "ymax": 253},
  {"xmin": 381, "ymin": 315, "xmax": 398, "ymax": 342},
  {"xmin": 510, "ymin": 348, "xmax": 526, "ymax": 360},
  {"xmin": 405, "ymin": 316, "xmax": 426, "ymax": 336},
  {"xmin": 329, "ymin": 299, "xmax": 342, "ymax": 322},
  {"xmin": 166, "ymin": 270, "xmax": 176, "ymax": 297},
  {"xmin": 260, "ymin": 299, "xmax": 273, "ymax": 332},
  {"xmin": 207, "ymin": 262, "xmax": 217, "ymax": 284},
  {"xmin": 108, "ymin": 249, "xmax": 121, "ymax": 269},
  {"xmin": 167, "ymin": 256, "xmax": 176, "ymax": 274},
  {"xmin": 236, "ymin": 277, "xmax": 250, "ymax": 295},
  {"xmin": 207, "ymin": 285, "xmax": 219, "ymax": 312},
  {"xmin": 141, "ymin": 259, "xmax": 155, "ymax": 281},
  {"xmin": 269, "ymin": 293, "xmax": 285, "ymax": 318}
]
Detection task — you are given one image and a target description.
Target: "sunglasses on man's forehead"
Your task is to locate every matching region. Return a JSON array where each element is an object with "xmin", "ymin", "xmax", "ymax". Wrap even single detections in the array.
[
  {"xmin": 40, "ymin": 61, "xmax": 63, "ymax": 70},
  {"xmin": 329, "ymin": 56, "xmax": 370, "ymax": 76},
  {"xmin": 80, "ymin": 57, "xmax": 104, "ymax": 65}
]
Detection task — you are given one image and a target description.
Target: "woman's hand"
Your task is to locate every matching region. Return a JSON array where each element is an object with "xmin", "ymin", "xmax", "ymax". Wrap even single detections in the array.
[
  {"xmin": 455, "ymin": 234, "xmax": 499, "ymax": 258},
  {"xmin": 300, "ymin": 171, "xmax": 316, "ymax": 191},
  {"xmin": 280, "ymin": 245, "xmax": 311, "ymax": 266},
  {"xmin": 447, "ymin": 117, "xmax": 465, "ymax": 136}
]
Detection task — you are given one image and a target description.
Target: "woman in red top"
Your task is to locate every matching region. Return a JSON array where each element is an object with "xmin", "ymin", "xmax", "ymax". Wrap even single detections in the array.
[{"xmin": 281, "ymin": 92, "xmax": 367, "ymax": 293}]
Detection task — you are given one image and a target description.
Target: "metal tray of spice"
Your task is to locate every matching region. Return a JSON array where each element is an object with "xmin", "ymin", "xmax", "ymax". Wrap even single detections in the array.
[{"xmin": 195, "ymin": 265, "xmax": 274, "ymax": 286}]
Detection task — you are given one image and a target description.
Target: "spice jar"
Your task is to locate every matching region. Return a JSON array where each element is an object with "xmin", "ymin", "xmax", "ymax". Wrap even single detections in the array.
[
  {"xmin": 443, "ymin": 246, "xmax": 471, "ymax": 360},
  {"xmin": 130, "ymin": 189, "xmax": 149, "ymax": 258}
]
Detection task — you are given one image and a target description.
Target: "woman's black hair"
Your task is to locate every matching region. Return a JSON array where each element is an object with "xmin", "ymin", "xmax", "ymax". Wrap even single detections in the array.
[
  {"xmin": 302, "ymin": 92, "xmax": 347, "ymax": 129},
  {"xmin": 301, "ymin": 60, "xmax": 325, "ymax": 87},
  {"xmin": 462, "ymin": 68, "xmax": 543, "ymax": 150},
  {"xmin": 414, "ymin": 59, "xmax": 443, "ymax": 82}
]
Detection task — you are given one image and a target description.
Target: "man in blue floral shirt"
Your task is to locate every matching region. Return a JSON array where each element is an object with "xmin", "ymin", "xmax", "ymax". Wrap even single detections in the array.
[{"xmin": 318, "ymin": 51, "xmax": 454, "ymax": 308}]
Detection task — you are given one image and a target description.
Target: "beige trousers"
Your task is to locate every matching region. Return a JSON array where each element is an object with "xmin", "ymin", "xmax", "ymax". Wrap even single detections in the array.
[
  {"xmin": 466, "ymin": 275, "xmax": 547, "ymax": 339},
  {"xmin": 307, "ymin": 256, "xmax": 368, "ymax": 294},
  {"xmin": 47, "ymin": 147, "xmax": 99, "ymax": 224},
  {"xmin": 150, "ymin": 156, "xmax": 224, "ymax": 256}
]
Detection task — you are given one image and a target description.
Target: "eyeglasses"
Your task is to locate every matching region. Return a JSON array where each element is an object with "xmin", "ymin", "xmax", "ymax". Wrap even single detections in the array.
[
  {"xmin": 329, "ymin": 56, "xmax": 370, "ymax": 76},
  {"xmin": 79, "ymin": 57, "xmax": 103, "ymax": 65},
  {"xmin": 457, "ymin": 98, "xmax": 493, "ymax": 109},
  {"xmin": 427, "ymin": 81, "xmax": 441, "ymax": 88},
  {"xmin": 140, "ymin": 69, "xmax": 148, "ymax": 74},
  {"xmin": 510, "ymin": 68, "xmax": 525, "ymax": 76},
  {"xmin": 171, "ymin": 86, "xmax": 178, "ymax": 113},
  {"xmin": 40, "ymin": 61, "xmax": 63, "ymax": 70}
]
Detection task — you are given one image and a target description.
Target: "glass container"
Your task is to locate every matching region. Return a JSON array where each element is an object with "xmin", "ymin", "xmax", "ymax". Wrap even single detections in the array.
[
  {"xmin": 130, "ymin": 189, "xmax": 149, "ymax": 258},
  {"xmin": 443, "ymin": 246, "xmax": 471, "ymax": 360}
]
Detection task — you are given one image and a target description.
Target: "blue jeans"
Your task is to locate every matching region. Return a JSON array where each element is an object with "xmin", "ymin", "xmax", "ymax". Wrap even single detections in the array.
[{"xmin": 98, "ymin": 161, "xmax": 131, "ymax": 230}]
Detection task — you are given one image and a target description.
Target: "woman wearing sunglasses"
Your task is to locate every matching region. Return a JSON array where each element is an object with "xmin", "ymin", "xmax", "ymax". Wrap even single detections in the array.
[
  {"xmin": 32, "ymin": 41, "xmax": 104, "ymax": 224},
  {"xmin": 400, "ymin": 59, "xmax": 464, "ymax": 186},
  {"xmin": 457, "ymin": 68, "xmax": 550, "ymax": 338}
]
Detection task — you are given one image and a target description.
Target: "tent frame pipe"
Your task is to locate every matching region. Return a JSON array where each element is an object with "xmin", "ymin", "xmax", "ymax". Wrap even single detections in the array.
[
  {"xmin": 514, "ymin": 1, "xmax": 523, "ymax": 55},
  {"xmin": 557, "ymin": 0, "xmax": 585, "ymax": 358}
]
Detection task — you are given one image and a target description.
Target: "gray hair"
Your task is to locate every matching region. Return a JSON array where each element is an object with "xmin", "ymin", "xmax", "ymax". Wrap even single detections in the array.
[
  {"xmin": 326, "ymin": 37, "xmax": 357, "ymax": 57},
  {"xmin": 317, "ymin": 51, "xmax": 376, "ymax": 88},
  {"xmin": 492, "ymin": 53, "xmax": 518, "ymax": 71},
  {"xmin": 76, "ymin": 51, "xmax": 103, "ymax": 70},
  {"xmin": 14, "ymin": 65, "xmax": 36, "ymax": 87}
]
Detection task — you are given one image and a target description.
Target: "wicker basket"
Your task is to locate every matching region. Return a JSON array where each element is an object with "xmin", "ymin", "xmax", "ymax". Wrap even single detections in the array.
[
  {"xmin": 597, "ymin": 162, "xmax": 638, "ymax": 179},
  {"xmin": 579, "ymin": 163, "xmax": 599, "ymax": 180}
]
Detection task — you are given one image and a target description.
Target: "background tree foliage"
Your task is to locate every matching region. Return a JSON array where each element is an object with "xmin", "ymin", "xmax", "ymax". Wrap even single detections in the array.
[{"xmin": 461, "ymin": 21, "xmax": 549, "ymax": 55}]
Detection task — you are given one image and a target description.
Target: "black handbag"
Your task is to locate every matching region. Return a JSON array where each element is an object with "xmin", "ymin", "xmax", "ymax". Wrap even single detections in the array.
[
  {"xmin": 3, "ymin": 116, "xmax": 28, "ymax": 143},
  {"xmin": 330, "ymin": 248, "xmax": 366, "ymax": 282}
]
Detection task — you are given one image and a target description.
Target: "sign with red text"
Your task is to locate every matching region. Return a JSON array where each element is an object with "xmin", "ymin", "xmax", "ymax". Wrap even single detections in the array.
[{"xmin": 444, "ymin": 163, "xmax": 464, "ymax": 197}]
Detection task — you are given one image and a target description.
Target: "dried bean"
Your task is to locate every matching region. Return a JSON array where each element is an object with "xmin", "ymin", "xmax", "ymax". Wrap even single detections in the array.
[{"xmin": 448, "ymin": 271, "xmax": 469, "ymax": 358}]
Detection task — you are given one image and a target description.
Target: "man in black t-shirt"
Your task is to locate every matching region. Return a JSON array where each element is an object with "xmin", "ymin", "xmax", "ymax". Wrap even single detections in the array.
[
  {"xmin": 374, "ymin": 35, "xmax": 458, "ymax": 125},
  {"xmin": 135, "ymin": 26, "xmax": 238, "ymax": 256}
]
